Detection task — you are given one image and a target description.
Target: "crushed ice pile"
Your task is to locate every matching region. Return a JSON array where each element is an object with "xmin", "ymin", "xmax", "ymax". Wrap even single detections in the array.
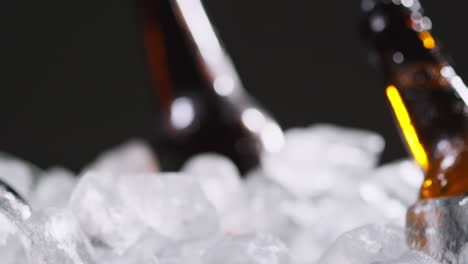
[{"xmin": 0, "ymin": 124, "xmax": 442, "ymax": 264}]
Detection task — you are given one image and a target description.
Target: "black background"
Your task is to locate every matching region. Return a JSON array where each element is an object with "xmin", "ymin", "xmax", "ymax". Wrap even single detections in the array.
[{"xmin": 1, "ymin": 0, "xmax": 468, "ymax": 171}]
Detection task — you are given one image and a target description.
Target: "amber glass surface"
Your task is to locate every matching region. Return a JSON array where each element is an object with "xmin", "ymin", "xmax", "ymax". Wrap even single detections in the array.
[
  {"xmin": 362, "ymin": 0, "xmax": 468, "ymax": 199},
  {"xmin": 141, "ymin": 0, "xmax": 282, "ymax": 174},
  {"xmin": 389, "ymin": 63, "xmax": 468, "ymax": 199}
]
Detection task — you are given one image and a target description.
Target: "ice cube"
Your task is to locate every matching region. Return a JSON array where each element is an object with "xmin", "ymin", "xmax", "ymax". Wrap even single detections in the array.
[
  {"xmin": 182, "ymin": 153, "xmax": 243, "ymax": 213},
  {"xmin": 360, "ymin": 159, "xmax": 423, "ymax": 225},
  {"xmin": 25, "ymin": 208, "xmax": 95, "ymax": 264},
  {"xmin": 32, "ymin": 167, "xmax": 76, "ymax": 209},
  {"xmin": 458, "ymin": 243, "xmax": 468, "ymax": 264},
  {"xmin": 246, "ymin": 169, "xmax": 380, "ymax": 252},
  {"xmin": 0, "ymin": 153, "xmax": 39, "ymax": 200},
  {"xmin": 279, "ymin": 124, "xmax": 384, "ymax": 169},
  {"xmin": 0, "ymin": 212, "xmax": 26, "ymax": 264},
  {"xmin": 288, "ymin": 228, "xmax": 326, "ymax": 264},
  {"xmin": 0, "ymin": 213, "xmax": 16, "ymax": 244},
  {"xmin": 116, "ymin": 232, "xmax": 221, "ymax": 264},
  {"xmin": 280, "ymin": 160, "xmax": 420, "ymax": 261},
  {"xmin": 118, "ymin": 172, "xmax": 220, "ymax": 241},
  {"xmin": 182, "ymin": 153, "xmax": 248, "ymax": 234},
  {"xmin": 0, "ymin": 233, "xmax": 27, "ymax": 264},
  {"xmin": 286, "ymin": 194, "xmax": 388, "ymax": 263},
  {"xmin": 0, "ymin": 214, "xmax": 19, "ymax": 252},
  {"xmin": 99, "ymin": 230, "xmax": 179, "ymax": 264},
  {"xmin": 69, "ymin": 171, "xmax": 144, "ymax": 254},
  {"xmin": 87, "ymin": 139, "xmax": 159, "ymax": 174},
  {"xmin": 384, "ymin": 251, "xmax": 440, "ymax": 264},
  {"xmin": 202, "ymin": 233, "xmax": 290, "ymax": 264},
  {"xmin": 177, "ymin": 237, "xmax": 221, "ymax": 264},
  {"xmin": 0, "ymin": 183, "xmax": 29, "ymax": 263},
  {"xmin": 245, "ymin": 172, "xmax": 298, "ymax": 243},
  {"xmin": 262, "ymin": 124, "xmax": 384, "ymax": 197},
  {"xmin": 0, "ymin": 181, "xmax": 31, "ymax": 225},
  {"xmin": 318, "ymin": 224, "xmax": 406, "ymax": 264}
]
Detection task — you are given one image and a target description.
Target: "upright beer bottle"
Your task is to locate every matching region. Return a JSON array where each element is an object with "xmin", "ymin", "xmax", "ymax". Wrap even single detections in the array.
[
  {"xmin": 361, "ymin": 0, "xmax": 468, "ymax": 199},
  {"xmin": 140, "ymin": 0, "xmax": 284, "ymax": 174}
]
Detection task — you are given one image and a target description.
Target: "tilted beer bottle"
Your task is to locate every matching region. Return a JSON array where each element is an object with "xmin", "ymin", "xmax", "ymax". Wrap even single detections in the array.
[
  {"xmin": 140, "ymin": 0, "xmax": 284, "ymax": 174},
  {"xmin": 361, "ymin": 0, "xmax": 468, "ymax": 199}
]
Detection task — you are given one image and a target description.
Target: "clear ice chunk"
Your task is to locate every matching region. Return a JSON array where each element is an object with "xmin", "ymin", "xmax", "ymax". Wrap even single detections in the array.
[
  {"xmin": 32, "ymin": 167, "xmax": 76, "ymax": 209},
  {"xmin": 244, "ymin": 169, "xmax": 390, "ymax": 261},
  {"xmin": 0, "ymin": 179, "xmax": 30, "ymax": 264},
  {"xmin": 182, "ymin": 153, "xmax": 248, "ymax": 234},
  {"xmin": 0, "ymin": 153, "xmax": 39, "ymax": 200},
  {"xmin": 318, "ymin": 224, "xmax": 406, "ymax": 264},
  {"xmin": 262, "ymin": 124, "xmax": 384, "ymax": 197},
  {"xmin": 25, "ymin": 208, "xmax": 95, "ymax": 264},
  {"xmin": 0, "ymin": 213, "xmax": 17, "ymax": 245},
  {"xmin": 182, "ymin": 153, "xmax": 243, "ymax": 214},
  {"xmin": 87, "ymin": 139, "xmax": 159, "ymax": 174},
  {"xmin": 0, "ymin": 181, "xmax": 31, "ymax": 225},
  {"xmin": 282, "ymin": 124, "xmax": 384, "ymax": 168},
  {"xmin": 383, "ymin": 251, "xmax": 440, "ymax": 264},
  {"xmin": 360, "ymin": 159, "xmax": 423, "ymax": 225},
  {"xmin": 118, "ymin": 172, "xmax": 220, "ymax": 241},
  {"xmin": 288, "ymin": 228, "xmax": 324, "ymax": 264},
  {"xmin": 244, "ymin": 171, "xmax": 298, "ymax": 242},
  {"xmin": 0, "ymin": 236, "xmax": 26, "ymax": 264},
  {"xmin": 110, "ymin": 230, "xmax": 179, "ymax": 264},
  {"xmin": 0, "ymin": 212, "xmax": 26, "ymax": 264},
  {"xmin": 115, "ymin": 231, "xmax": 222, "ymax": 264},
  {"xmin": 458, "ymin": 243, "xmax": 468, "ymax": 264},
  {"xmin": 286, "ymin": 194, "xmax": 387, "ymax": 263},
  {"xmin": 69, "ymin": 171, "xmax": 144, "ymax": 254},
  {"xmin": 202, "ymin": 233, "xmax": 290, "ymax": 264}
]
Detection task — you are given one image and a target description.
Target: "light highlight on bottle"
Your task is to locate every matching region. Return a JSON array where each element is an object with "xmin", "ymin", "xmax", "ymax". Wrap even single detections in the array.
[
  {"xmin": 386, "ymin": 85, "xmax": 429, "ymax": 171},
  {"xmin": 423, "ymin": 179, "xmax": 432, "ymax": 188},
  {"xmin": 170, "ymin": 96, "xmax": 195, "ymax": 129},
  {"xmin": 418, "ymin": 30, "xmax": 435, "ymax": 49}
]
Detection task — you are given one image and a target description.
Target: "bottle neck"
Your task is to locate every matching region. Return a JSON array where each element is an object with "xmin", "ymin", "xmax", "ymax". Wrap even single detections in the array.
[
  {"xmin": 362, "ymin": 0, "xmax": 446, "ymax": 79},
  {"xmin": 142, "ymin": 0, "xmax": 205, "ymax": 108},
  {"xmin": 142, "ymin": 0, "xmax": 245, "ymax": 108}
]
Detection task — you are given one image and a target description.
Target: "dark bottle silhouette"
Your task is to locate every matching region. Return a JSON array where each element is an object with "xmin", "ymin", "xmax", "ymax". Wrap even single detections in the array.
[
  {"xmin": 140, "ymin": 0, "xmax": 284, "ymax": 174},
  {"xmin": 361, "ymin": 0, "xmax": 468, "ymax": 199}
]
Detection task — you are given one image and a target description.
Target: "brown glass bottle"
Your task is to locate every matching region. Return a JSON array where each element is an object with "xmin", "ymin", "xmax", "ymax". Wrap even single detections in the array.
[
  {"xmin": 361, "ymin": 0, "xmax": 468, "ymax": 199},
  {"xmin": 140, "ymin": 0, "xmax": 284, "ymax": 174}
]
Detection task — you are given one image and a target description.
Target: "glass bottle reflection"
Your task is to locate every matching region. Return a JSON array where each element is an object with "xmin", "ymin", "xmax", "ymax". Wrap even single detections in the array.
[
  {"xmin": 141, "ymin": 0, "xmax": 284, "ymax": 174},
  {"xmin": 361, "ymin": 0, "xmax": 468, "ymax": 199}
]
